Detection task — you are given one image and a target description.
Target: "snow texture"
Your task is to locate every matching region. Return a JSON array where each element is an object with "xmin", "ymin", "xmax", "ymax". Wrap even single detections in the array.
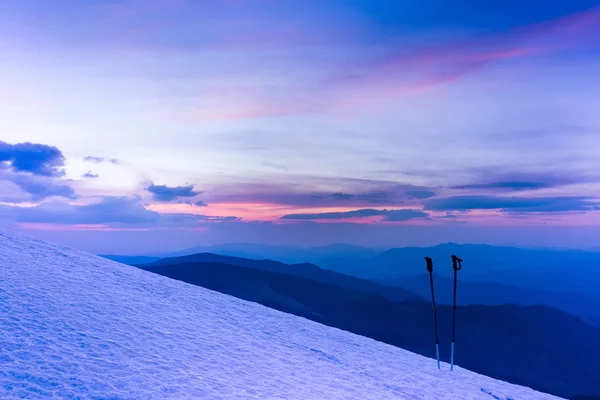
[{"xmin": 0, "ymin": 230, "xmax": 563, "ymax": 399}]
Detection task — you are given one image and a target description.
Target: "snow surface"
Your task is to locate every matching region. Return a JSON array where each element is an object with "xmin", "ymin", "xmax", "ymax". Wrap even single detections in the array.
[{"xmin": 0, "ymin": 230, "xmax": 563, "ymax": 400}]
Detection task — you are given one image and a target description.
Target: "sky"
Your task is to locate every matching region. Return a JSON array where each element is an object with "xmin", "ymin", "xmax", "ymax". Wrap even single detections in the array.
[{"xmin": 1, "ymin": 0, "xmax": 600, "ymax": 254}]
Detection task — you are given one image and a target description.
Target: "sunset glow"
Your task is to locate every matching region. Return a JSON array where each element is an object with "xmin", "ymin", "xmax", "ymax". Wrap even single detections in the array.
[{"xmin": 1, "ymin": 0, "xmax": 600, "ymax": 252}]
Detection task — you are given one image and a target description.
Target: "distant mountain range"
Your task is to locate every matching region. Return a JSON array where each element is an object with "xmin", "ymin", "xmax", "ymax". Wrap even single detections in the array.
[
  {"xmin": 385, "ymin": 273, "xmax": 600, "ymax": 327},
  {"xmin": 139, "ymin": 253, "xmax": 600, "ymax": 399},
  {"xmin": 312, "ymin": 243, "xmax": 600, "ymax": 294},
  {"xmin": 160, "ymin": 242, "xmax": 381, "ymax": 262},
  {"xmin": 104, "ymin": 242, "xmax": 600, "ymax": 315},
  {"xmin": 148, "ymin": 242, "xmax": 600, "ymax": 304},
  {"xmin": 103, "ymin": 242, "xmax": 600, "ymax": 327}
]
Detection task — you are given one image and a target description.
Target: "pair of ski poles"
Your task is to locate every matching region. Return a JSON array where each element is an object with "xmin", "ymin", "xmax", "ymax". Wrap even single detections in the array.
[{"xmin": 425, "ymin": 255, "xmax": 463, "ymax": 371}]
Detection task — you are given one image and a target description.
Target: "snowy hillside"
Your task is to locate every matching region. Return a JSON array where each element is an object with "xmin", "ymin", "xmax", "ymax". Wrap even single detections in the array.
[{"xmin": 0, "ymin": 230, "xmax": 562, "ymax": 400}]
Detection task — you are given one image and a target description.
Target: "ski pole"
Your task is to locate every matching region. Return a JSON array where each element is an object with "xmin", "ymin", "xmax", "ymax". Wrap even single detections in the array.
[
  {"xmin": 450, "ymin": 254, "xmax": 463, "ymax": 371},
  {"xmin": 425, "ymin": 257, "xmax": 441, "ymax": 370}
]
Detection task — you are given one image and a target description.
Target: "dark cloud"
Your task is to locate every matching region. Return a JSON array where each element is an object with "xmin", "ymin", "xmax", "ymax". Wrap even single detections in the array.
[
  {"xmin": 405, "ymin": 190, "xmax": 436, "ymax": 199},
  {"xmin": 331, "ymin": 192, "xmax": 354, "ymax": 200},
  {"xmin": 424, "ymin": 195, "xmax": 599, "ymax": 212},
  {"xmin": 282, "ymin": 209, "xmax": 384, "ymax": 220},
  {"xmin": 0, "ymin": 141, "xmax": 76, "ymax": 202},
  {"xmin": 281, "ymin": 208, "xmax": 428, "ymax": 222},
  {"xmin": 383, "ymin": 209, "xmax": 430, "ymax": 221},
  {"xmin": 84, "ymin": 156, "xmax": 120, "ymax": 165},
  {"xmin": 452, "ymin": 171, "xmax": 596, "ymax": 192},
  {"xmin": 0, "ymin": 141, "xmax": 66, "ymax": 177},
  {"xmin": 7, "ymin": 173, "xmax": 78, "ymax": 202},
  {"xmin": 5, "ymin": 196, "xmax": 238, "ymax": 226},
  {"xmin": 145, "ymin": 183, "xmax": 201, "ymax": 201},
  {"xmin": 82, "ymin": 171, "xmax": 99, "ymax": 179},
  {"xmin": 453, "ymin": 181, "xmax": 550, "ymax": 191},
  {"xmin": 177, "ymin": 200, "xmax": 208, "ymax": 207}
]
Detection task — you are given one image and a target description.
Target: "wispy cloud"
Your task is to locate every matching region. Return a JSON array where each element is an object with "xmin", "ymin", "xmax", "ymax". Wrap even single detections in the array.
[
  {"xmin": 84, "ymin": 156, "xmax": 120, "ymax": 165},
  {"xmin": 188, "ymin": 6, "xmax": 600, "ymax": 121},
  {"xmin": 82, "ymin": 171, "xmax": 99, "ymax": 179}
]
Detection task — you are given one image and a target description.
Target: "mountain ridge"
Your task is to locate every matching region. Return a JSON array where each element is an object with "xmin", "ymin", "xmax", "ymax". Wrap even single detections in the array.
[{"xmin": 142, "ymin": 252, "xmax": 423, "ymax": 303}]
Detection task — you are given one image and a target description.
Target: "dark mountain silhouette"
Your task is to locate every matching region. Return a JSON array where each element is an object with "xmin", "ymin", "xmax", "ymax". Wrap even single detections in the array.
[
  {"xmin": 141, "ymin": 259, "xmax": 600, "ymax": 399},
  {"xmin": 144, "ymin": 253, "xmax": 423, "ymax": 303},
  {"xmin": 384, "ymin": 273, "xmax": 600, "ymax": 326},
  {"xmin": 101, "ymin": 255, "xmax": 160, "ymax": 265}
]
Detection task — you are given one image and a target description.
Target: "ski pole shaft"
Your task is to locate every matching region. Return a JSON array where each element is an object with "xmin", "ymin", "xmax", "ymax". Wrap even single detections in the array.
[
  {"xmin": 450, "ymin": 254, "xmax": 462, "ymax": 371},
  {"xmin": 450, "ymin": 341, "xmax": 455, "ymax": 371},
  {"xmin": 425, "ymin": 257, "xmax": 440, "ymax": 370}
]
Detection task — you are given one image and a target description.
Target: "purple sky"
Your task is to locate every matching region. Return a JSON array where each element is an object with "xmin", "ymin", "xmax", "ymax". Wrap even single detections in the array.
[{"xmin": 1, "ymin": 0, "xmax": 600, "ymax": 254}]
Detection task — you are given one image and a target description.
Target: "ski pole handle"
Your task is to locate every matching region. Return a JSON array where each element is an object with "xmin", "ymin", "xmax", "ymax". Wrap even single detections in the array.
[{"xmin": 425, "ymin": 256, "xmax": 433, "ymax": 273}]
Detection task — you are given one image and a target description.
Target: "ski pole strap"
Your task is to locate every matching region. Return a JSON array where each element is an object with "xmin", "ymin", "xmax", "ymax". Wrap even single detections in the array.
[{"xmin": 451, "ymin": 255, "xmax": 463, "ymax": 271}]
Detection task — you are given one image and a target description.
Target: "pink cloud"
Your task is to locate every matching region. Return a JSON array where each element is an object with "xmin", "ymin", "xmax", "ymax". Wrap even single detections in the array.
[
  {"xmin": 15, "ymin": 223, "xmax": 156, "ymax": 232},
  {"xmin": 16, "ymin": 222, "xmax": 209, "ymax": 232}
]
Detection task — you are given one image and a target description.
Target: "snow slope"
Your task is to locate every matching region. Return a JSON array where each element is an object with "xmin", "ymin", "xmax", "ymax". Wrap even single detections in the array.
[{"xmin": 0, "ymin": 230, "xmax": 563, "ymax": 400}]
